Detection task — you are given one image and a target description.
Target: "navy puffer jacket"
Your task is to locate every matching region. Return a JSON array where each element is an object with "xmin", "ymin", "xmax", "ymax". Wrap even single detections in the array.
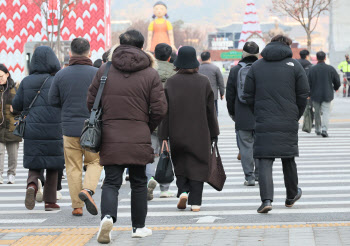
[
  {"xmin": 12, "ymin": 46, "xmax": 64, "ymax": 170},
  {"xmin": 243, "ymin": 42, "xmax": 310, "ymax": 158}
]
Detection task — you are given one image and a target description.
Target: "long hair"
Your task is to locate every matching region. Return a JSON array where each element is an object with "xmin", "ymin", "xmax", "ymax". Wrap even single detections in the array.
[{"xmin": 0, "ymin": 64, "xmax": 11, "ymax": 79}]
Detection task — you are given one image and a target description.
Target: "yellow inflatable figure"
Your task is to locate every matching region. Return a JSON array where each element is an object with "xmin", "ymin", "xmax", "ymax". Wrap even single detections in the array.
[{"xmin": 147, "ymin": 1, "xmax": 176, "ymax": 52}]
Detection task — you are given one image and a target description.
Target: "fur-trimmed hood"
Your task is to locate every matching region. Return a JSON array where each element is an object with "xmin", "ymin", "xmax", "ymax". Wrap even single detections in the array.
[{"xmin": 108, "ymin": 44, "xmax": 157, "ymax": 72}]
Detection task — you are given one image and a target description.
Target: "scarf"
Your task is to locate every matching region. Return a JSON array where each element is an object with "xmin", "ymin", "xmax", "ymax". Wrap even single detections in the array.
[{"xmin": 69, "ymin": 56, "xmax": 93, "ymax": 66}]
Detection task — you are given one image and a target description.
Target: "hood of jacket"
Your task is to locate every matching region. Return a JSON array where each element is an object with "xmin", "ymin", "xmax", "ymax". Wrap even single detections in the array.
[
  {"xmin": 261, "ymin": 42, "xmax": 293, "ymax": 62},
  {"xmin": 30, "ymin": 46, "xmax": 61, "ymax": 75},
  {"xmin": 239, "ymin": 56, "xmax": 259, "ymax": 64},
  {"xmin": 111, "ymin": 45, "xmax": 157, "ymax": 73}
]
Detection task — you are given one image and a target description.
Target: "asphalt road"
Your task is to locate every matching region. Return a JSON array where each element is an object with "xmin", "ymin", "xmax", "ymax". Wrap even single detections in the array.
[{"xmin": 1, "ymin": 95, "xmax": 350, "ymax": 229}]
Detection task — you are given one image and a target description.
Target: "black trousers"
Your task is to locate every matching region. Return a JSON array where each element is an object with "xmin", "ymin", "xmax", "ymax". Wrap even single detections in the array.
[
  {"xmin": 101, "ymin": 165, "xmax": 147, "ymax": 228},
  {"xmin": 258, "ymin": 158, "xmax": 299, "ymax": 202},
  {"xmin": 176, "ymin": 176, "xmax": 204, "ymax": 205},
  {"xmin": 27, "ymin": 169, "xmax": 58, "ymax": 203},
  {"xmin": 214, "ymin": 100, "xmax": 218, "ymax": 116}
]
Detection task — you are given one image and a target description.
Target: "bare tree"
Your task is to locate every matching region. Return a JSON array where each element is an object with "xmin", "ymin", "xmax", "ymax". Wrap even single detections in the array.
[
  {"xmin": 33, "ymin": 0, "xmax": 81, "ymax": 61},
  {"xmin": 272, "ymin": 0, "xmax": 333, "ymax": 51}
]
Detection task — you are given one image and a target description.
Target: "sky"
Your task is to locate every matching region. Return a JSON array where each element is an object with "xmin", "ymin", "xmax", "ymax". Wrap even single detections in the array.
[{"xmin": 111, "ymin": 0, "xmax": 271, "ymax": 26}]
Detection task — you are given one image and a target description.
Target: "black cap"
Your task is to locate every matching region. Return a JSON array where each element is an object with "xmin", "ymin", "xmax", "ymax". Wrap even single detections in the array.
[
  {"xmin": 243, "ymin": 42, "xmax": 259, "ymax": 54},
  {"xmin": 155, "ymin": 43, "xmax": 172, "ymax": 61},
  {"xmin": 174, "ymin": 46, "xmax": 200, "ymax": 69}
]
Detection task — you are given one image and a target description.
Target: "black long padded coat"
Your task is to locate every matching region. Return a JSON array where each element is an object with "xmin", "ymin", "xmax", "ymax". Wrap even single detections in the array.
[
  {"xmin": 243, "ymin": 42, "xmax": 310, "ymax": 158},
  {"xmin": 12, "ymin": 46, "xmax": 64, "ymax": 170},
  {"xmin": 159, "ymin": 71, "xmax": 220, "ymax": 182}
]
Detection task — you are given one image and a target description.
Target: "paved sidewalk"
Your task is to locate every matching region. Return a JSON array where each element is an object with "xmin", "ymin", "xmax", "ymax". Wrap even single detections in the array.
[{"xmin": 1, "ymin": 222, "xmax": 350, "ymax": 246}]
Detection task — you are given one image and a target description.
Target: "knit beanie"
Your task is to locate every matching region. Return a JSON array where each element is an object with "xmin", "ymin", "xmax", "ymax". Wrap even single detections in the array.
[{"xmin": 242, "ymin": 41, "xmax": 259, "ymax": 59}]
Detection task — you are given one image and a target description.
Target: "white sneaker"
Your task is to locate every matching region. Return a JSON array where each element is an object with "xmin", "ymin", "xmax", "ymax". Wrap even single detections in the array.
[
  {"xmin": 191, "ymin": 205, "xmax": 201, "ymax": 212},
  {"xmin": 131, "ymin": 227, "xmax": 152, "ymax": 238},
  {"xmin": 97, "ymin": 215, "xmax": 113, "ymax": 244},
  {"xmin": 177, "ymin": 192, "xmax": 188, "ymax": 210},
  {"xmin": 36, "ymin": 180, "xmax": 43, "ymax": 202},
  {"xmin": 7, "ymin": 174, "xmax": 15, "ymax": 184},
  {"xmin": 57, "ymin": 191, "xmax": 62, "ymax": 200},
  {"xmin": 160, "ymin": 191, "xmax": 175, "ymax": 198},
  {"xmin": 147, "ymin": 178, "xmax": 158, "ymax": 201},
  {"xmin": 0, "ymin": 176, "xmax": 3, "ymax": 184}
]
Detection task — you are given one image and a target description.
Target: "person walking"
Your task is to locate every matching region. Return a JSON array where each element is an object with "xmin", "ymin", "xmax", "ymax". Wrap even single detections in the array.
[
  {"xmin": 147, "ymin": 43, "xmax": 176, "ymax": 200},
  {"xmin": 198, "ymin": 51, "xmax": 225, "ymax": 115},
  {"xmin": 226, "ymin": 42, "xmax": 259, "ymax": 186},
  {"xmin": 12, "ymin": 46, "xmax": 64, "ymax": 211},
  {"xmin": 297, "ymin": 49, "xmax": 314, "ymax": 127},
  {"xmin": 308, "ymin": 51, "xmax": 340, "ymax": 137},
  {"xmin": 87, "ymin": 30, "xmax": 167, "ymax": 243},
  {"xmin": 338, "ymin": 54, "xmax": 350, "ymax": 97},
  {"xmin": 49, "ymin": 38, "xmax": 103, "ymax": 217},
  {"xmin": 0, "ymin": 64, "xmax": 22, "ymax": 185},
  {"xmin": 243, "ymin": 35, "xmax": 310, "ymax": 213},
  {"xmin": 297, "ymin": 50, "xmax": 312, "ymax": 73},
  {"xmin": 159, "ymin": 46, "xmax": 220, "ymax": 213}
]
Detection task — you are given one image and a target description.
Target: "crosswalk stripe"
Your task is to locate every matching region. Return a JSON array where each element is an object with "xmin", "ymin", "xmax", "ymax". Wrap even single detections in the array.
[
  {"xmin": 121, "ymin": 194, "xmax": 350, "ymax": 202},
  {"xmin": 110, "ymin": 208, "xmax": 350, "ymax": 218},
  {"xmin": 150, "ymin": 186, "xmax": 350, "ymax": 194}
]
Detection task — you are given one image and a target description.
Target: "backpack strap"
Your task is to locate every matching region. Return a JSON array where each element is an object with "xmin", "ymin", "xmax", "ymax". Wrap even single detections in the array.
[{"xmin": 238, "ymin": 62, "xmax": 247, "ymax": 68}]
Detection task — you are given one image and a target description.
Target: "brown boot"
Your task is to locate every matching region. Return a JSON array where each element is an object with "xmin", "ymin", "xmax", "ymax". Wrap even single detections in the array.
[
  {"xmin": 72, "ymin": 208, "xmax": 83, "ymax": 216},
  {"xmin": 78, "ymin": 189, "xmax": 98, "ymax": 215},
  {"xmin": 25, "ymin": 183, "xmax": 37, "ymax": 210},
  {"xmin": 45, "ymin": 203, "xmax": 60, "ymax": 211},
  {"xmin": 237, "ymin": 153, "xmax": 241, "ymax": 161}
]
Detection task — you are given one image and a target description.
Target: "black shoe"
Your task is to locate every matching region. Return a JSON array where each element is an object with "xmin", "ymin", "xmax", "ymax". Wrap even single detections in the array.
[
  {"xmin": 285, "ymin": 188, "xmax": 302, "ymax": 207},
  {"xmin": 257, "ymin": 200, "xmax": 272, "ymax": 213},
  {"xmin": 321, "ymin": 131, "xmax": 328, "ymax": 138},
  {"xmin": 315, "ymin": 131, "xmax": 321, "ymax": 136}
]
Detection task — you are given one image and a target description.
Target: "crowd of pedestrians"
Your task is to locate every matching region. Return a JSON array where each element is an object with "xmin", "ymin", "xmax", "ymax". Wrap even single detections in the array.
[{"xmin": 0, "ymin": 27, "xmax": 344, "ymax": 244}]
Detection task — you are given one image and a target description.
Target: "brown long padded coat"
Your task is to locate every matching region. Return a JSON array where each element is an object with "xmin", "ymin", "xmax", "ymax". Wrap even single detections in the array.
[
  {"xmin": 159, "ymin": 72, "xmax": 220, "ymax": 182},
  {"xmin": 87, "ymin": 45, "xmax": 167, "ymax": 166}
]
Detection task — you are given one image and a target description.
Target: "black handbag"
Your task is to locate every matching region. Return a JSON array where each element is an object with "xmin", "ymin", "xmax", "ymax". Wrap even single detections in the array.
[
  {"xmin": 302, "ymin": 99, "xmax": 313, "ymax": 133},
  {"xmin": 207, "ymin": 141, "xmax": 226, "ymax": 191},
  {"xmin": 80, "ymin": 62, "xmax": 112, "ymax": 153},
  {"xmin": 155, "ymin": 140, "xmax": 174, "ymax": 184},
  {"xmin": 13, "ymin": 76, "xmax": 50, "ymax": 137}
]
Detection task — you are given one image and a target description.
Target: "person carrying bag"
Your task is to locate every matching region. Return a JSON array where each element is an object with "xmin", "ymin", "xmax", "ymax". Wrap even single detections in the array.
[{"xmin": 13, "ymin": 76, "xmax": 50, "ymax": 137}]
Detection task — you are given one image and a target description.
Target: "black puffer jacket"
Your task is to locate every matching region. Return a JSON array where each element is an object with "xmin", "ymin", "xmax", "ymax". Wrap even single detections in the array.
[
  {"xmin": 243, "ymin": 42, "xmax": 310, "ymax": 158},
  {"xmin": 49, "ymin": 59, "xmax": 98, "ymax": 137},
  {"xmin": 308, "ymin": 62, "xmax": 340, "ymax": 103},
  {"xmin": 12, "ymin": 46, "xmax": 64, "ymax": 170},
  {"xmin": 226, "ymin": 56, "xmax": 258, "ymax": 130}
]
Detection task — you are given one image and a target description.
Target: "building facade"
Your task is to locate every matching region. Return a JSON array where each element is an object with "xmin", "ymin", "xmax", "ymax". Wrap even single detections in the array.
[{"xmin": 0, "ymin": 0, "xmax": 111, "ymax": 81}]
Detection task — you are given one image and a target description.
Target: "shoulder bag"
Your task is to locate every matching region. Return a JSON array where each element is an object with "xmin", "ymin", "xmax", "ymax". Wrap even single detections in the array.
[
  {"xmin": 13, "ymin": 76, "xmax": 50, "ymax": 137},
  {"xmin": 80, "ymin": 62, "xmax": 112, "ymax": 153}
]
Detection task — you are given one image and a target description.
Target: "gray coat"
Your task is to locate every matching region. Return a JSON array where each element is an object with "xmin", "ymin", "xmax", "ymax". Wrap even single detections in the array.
[{"xmin": 199, "ymin": 63, "xmax": 225, "ymax": 100}]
